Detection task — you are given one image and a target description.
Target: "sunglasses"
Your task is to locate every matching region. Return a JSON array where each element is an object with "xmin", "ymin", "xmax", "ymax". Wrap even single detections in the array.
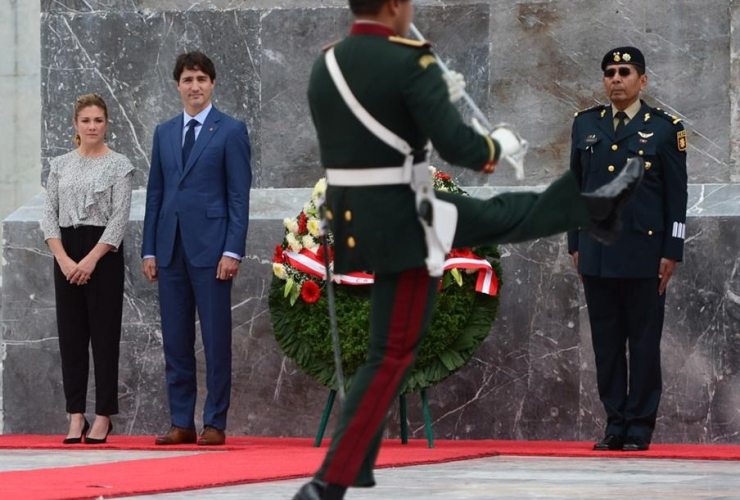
[{"xmin": 604, "ymin": 67, "xmax": 633, "ymax": 78}]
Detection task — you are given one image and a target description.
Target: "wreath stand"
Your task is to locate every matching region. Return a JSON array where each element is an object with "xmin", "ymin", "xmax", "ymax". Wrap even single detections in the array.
[{"xmin": 314, "ymin": 389, "xmax": 435, "ymax": 449}]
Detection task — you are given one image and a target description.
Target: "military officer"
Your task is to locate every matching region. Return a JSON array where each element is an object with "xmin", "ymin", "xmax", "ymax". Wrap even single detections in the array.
[
  {"xmin": 568, "ymin": 47, "xmax": 688, "ymax": 452},
  {"xmin": 294, "ymin": 2, "xmax": 645, "ymax": 499}
]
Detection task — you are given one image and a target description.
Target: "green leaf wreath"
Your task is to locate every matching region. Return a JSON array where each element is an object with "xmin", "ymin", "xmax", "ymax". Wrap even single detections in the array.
[{"xmin": 268, "ymin": 168, "xmax": 502, "ymax": 394}]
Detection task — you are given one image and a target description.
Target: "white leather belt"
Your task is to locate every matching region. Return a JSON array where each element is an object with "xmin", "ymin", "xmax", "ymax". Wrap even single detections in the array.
[{"xmin": 326, "ymin": 166, "xmax": 414, "ymax": 186}]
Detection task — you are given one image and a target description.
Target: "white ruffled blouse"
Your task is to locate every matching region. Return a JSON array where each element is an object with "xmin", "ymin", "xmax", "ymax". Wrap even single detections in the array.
[{"xmin": 42, "ymin": 149, "xmax": 134, "ymax": 250}]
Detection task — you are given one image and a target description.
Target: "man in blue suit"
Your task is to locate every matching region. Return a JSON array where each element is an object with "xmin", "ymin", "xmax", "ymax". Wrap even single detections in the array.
[{"xmin": 142, "ymin": 52, "xmax": 252, "ymax": 446}]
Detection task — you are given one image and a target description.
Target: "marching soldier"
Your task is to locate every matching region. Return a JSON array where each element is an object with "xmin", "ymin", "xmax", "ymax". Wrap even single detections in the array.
[
  {"xmin": 568, "ymin": 47, "xmax": 688, "ymax": 452},
  {"xmin": 295, "ymin": 2, "xmax": 644, "ymax": 499}
]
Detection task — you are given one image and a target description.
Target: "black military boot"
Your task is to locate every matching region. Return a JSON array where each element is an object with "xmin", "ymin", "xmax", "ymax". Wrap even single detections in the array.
[
  {"xmin": 582, "ymin": 156, "xmax": 645, "ymax": 244},
  {"xmin": 293, "ymin": 479, "xmax": 346, "ymax": 500}
]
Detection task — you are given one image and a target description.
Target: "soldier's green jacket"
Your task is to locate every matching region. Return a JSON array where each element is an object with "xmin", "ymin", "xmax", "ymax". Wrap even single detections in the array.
[
  {"xmin": 307, "ymin": 23, "xmax": 498, "ymax": 274},
  {"xmin": 567, "ymin": 101, "xmax": 688, "ymax": 278}
]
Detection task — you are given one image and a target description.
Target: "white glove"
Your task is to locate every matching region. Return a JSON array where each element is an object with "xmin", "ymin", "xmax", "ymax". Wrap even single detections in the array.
[
  {"xmin": 443, "ymin": 70, "xmax": 466, "ymax": 103},
  {"xmin": 472, "ymin": 118, "xmax": 527, "ymax": 180}
]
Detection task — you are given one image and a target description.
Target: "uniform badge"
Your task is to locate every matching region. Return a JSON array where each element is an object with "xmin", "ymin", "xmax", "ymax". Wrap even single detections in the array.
[
  {"xmin": 613, "ymin": 53, "xmax": 621, "ymax": 62},
  {"xmin": 585, "ymin": 134, "xmax": 598, "ymax": 144},
  {"xmin": 419, "ymin": 54, "xmax": 437, "ymax": 69},
  {"xmin": 677, "ymin": 130, "xmax": 688, "ymax": 151},
  {"xmin": 638, "ymin": 132, "xmax": 654, "ymax": 139},
  {"xmin": 623, "ymin": 53, "xmax": 632, "ymax": 62},
  {"xmin": 600, "ymin": 109, "xmax": 607, "ymax": 118},
  {"xmin": 644, "ymin": 113, "xmax": 651, "ymax": 122}
]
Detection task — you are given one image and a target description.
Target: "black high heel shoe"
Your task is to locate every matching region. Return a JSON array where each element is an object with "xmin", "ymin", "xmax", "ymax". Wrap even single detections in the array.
[
  {"xmin": 62, "ymin": 417, "xmax": 90, "ymax": 445},
  {"xmin": 85, "ymin": 421, "xmax": 113, "ymax": 445}
]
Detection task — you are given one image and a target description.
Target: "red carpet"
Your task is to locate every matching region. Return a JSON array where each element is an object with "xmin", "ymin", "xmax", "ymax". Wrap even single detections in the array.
[{"xmin": 0, "ymin": 436, "xmax": 739, "ymax": 500}]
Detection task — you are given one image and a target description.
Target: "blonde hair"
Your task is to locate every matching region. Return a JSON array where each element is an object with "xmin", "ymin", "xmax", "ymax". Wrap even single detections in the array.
[{"xmin": 73, "ymin": 94, "xmax": 109, "ymax": 146}]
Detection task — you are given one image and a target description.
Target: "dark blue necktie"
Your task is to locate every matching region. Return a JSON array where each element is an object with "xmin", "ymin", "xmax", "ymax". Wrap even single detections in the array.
[
  {"xmin": 614, "ymin": 111, "xmax": 627, "ymax": 138},
  {"xmin": 182, "ymin": 118, "xmax": 199, "ymax": 166}
]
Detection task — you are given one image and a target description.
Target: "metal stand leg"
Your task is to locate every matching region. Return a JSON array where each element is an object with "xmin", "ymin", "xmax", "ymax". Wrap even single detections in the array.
[
  {"xmin": 421, "ymin": 389, "xmax": 434, "ymax": 449},
  {"xmin": 400, "ymin": 395, "xmax": 409, "ymax": 444},
  {"xmin": 314, "ymin": 389, "xmax": 337, "ymax": 447}
]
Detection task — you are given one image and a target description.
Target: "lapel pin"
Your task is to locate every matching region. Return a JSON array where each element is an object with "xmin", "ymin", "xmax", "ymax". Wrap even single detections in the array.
[
  {"xmin": 600, "ymin": 109, "xmax": 607, "ymax": 119},
  {"xmin": 210, "ymin": 127, "xmax": 214, "ymax": 132}
]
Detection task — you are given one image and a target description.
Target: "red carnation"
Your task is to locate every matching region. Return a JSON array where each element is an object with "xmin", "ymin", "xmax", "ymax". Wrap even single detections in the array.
[
  {"xmin": 273, "ymin": 245, "xmax": 285, "ymax": 263},
  {"xmin": 301, "ymin": 280, "xmax": 321, "ymax": 304},
  {"xmin": 434, "ymin": 171, "xmax": 451, "ymax": 181},
  {"xmin": 316, "ymin": 244, "xmax": 334, "ymax": 263},
  {"xmin": 449, "ymin": 247, "xmax": 475, "ymax": 259},
  {"xmin": 298, "ymin": 213, "xmax": 308, "ymax": 234}
]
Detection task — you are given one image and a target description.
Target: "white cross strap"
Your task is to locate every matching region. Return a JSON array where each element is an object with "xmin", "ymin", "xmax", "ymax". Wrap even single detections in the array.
[{"xmin": 325, "ymin": 48, "xmax": 413, "ymax": 157}]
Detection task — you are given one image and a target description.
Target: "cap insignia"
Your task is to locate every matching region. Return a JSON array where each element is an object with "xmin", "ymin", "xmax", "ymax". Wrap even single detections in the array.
[{"xmin": 623, "ymin": 53, "xmax": 632, "ymax": 62}]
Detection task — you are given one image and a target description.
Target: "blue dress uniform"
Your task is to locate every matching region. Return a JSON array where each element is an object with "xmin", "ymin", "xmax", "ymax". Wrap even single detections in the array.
[{"xmin": 568, "ymin": 51, "xmax": 688, "ymax": 447}]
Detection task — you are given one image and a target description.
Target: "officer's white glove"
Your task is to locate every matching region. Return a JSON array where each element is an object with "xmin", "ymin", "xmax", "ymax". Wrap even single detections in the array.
[
  {"xmin": 472, "ymin": 118, "xmax": 527, "ymax": 180},
  {"xmin": 443, "ymin": 70, "xmax": 466, "ymax": 103}
]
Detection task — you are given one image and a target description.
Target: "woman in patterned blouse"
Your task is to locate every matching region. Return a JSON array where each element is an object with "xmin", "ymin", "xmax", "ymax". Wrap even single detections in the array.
[{"xmin": 41, "ymin": 94, "xmax": 133, "ymax": 445}]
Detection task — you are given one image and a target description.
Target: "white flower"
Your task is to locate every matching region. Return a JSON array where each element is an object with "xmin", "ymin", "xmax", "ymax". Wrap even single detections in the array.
[
  {"xmin": 302, "ymin": 235, "xmax": 319, "ymax": 252},
  {"xmin": 285, "ymin": 218, "xmax": 299, "ymax": 235},
  {"xmin": 286, "ymin": 233, "xmax": 302, "ymax": 253},
  {"xmin": 272, "ymin": 263, "xmax": 288, "ymax": 280},
  {"xmin": 312, "ymin": 178, "xmax": 327, "ymax": 201},
  {"xmin": 307, "ymin": 218, "xmax": 321, "ymax": 238}
]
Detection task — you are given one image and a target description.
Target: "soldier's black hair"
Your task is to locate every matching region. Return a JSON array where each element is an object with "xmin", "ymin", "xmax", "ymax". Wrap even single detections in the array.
[
  {"xmin": 349, "ymin": 0, "xmax": 409, "ymax": 15},
  {"xmin": 173, "ymin": 52, "xmax": 216, "ymax": 82}
]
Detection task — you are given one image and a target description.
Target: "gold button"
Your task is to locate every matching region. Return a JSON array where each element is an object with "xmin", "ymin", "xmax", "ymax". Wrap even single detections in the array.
[
  {"xmin": 611, "ymin": 144, "xmax": 618, "ymax": 151},
  {"xmin": 344, "ymin": 210, "xmax": 352, "ymax": 222},
  {"xmin": 639, "ymin": 150, "xmax": 644, "ymax": 156},
  {"xmin": 648, "ymin": 230, "xmax": 654, "ymax": 236},
  {"xmin": 326, "ymin": 210, "xmax": 333, "ymax": 220},
  {"xmin": 347, "ymin": 236, "xmax": 356, "ymax": 248},
  {"xmin": 645, "ymin": 162, "xmax": 652, "ymax": 170},
  {"xmin": 608, "ymin": 165, "xmax": 615, "ymax": 172}
]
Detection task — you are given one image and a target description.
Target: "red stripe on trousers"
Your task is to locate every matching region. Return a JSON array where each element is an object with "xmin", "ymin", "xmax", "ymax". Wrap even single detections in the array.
[{"xmin": 323, "ymin": 268, "xmax": 430, "ymax": 486}]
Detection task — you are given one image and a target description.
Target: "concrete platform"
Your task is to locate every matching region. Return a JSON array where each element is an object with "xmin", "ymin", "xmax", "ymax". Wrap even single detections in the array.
[{"xmin": 2, "ymin": 450, "xmax": 739, "ymax": 499}]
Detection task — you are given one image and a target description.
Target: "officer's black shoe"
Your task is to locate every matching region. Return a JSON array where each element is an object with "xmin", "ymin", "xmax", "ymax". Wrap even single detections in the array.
[
  {"xmin": 622, "ymin": 435, "xmax": 650, "ymax": 452},
  {"xmin": 293, "ymin": 479, "xmax": 346, "ymax": 500},
  {"xmin": 582, "ymin": 157, "xmax": 645, "ymax": 244},
  {"xmin": 593, "ymin": 434, "xmax": 625, "ymax": 451}
]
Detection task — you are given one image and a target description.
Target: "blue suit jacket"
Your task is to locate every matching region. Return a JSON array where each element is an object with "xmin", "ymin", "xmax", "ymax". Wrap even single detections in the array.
[{"xmin": 142, "ymin": 106, "xmax": 252, "ymax": 268}]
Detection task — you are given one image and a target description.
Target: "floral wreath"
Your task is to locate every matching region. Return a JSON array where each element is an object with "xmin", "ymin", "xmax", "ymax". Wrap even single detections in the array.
[{"xmin": 268, "ymin": 167, "xmax": 503, "ymax": 394}]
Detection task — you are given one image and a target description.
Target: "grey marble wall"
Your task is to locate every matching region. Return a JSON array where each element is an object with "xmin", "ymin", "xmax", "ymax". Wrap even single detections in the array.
[{"xmin": 1, "ymin": 0, "xmax": 739, "ymax": 443}]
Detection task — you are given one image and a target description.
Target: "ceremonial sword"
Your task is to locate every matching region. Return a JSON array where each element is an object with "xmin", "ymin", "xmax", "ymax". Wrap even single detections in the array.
[
  {"xmin": 318, "ymin": 197, "xmax": 346, "ymax": 403},
  {"xmin": 409, "ymin": 23, "xmax": 528, "ymax": 180}
]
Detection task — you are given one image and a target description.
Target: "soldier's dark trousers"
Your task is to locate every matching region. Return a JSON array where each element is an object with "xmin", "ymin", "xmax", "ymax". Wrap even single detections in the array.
[
  {"xmin": 316, "ymin": 171, "xmax": 593, "ymax": 487},
  {"xmin": 582, "ymin": 276, "xmax": 665, "ymax": 441},
  {"xmin": 54, "ymin": 226, "xmax": 124, "ymax": 416}
]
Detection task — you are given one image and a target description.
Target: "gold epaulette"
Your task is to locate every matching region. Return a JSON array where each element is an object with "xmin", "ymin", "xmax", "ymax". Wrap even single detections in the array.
[
  {"xmin": 653, "ymin": 107, "xmax": 683, "ymax": 126},
  {"xmin": 388, "ymin": 36, "xmax": 432, "ymax": 48},
  {"xmin": 321, "ymin": 40, "xmax": 341, "ymax": 52},
  {"xmin": 573, "ymin": 104, "xmax": 606, "ymax": 118}
]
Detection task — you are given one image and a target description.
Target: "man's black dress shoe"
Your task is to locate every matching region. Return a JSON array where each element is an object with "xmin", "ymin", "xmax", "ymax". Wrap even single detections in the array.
[
  {"xmin": 593, "ymin": 434, "xmax": 625, "ymax": 451},
  {"xmin": 622, "ymin": 435, "xmax": 650, "ymax": 451},
  {"xmin": 293, "ymin": 479, "xmax": 346, "ymax": 500},
  {"xmin": 582, "ymin": 157, "xmax": 645, "ymax": 244}
]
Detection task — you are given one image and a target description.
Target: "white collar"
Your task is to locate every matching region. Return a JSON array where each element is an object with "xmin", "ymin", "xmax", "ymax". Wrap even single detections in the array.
[{"xmin": 183, "ymin": 103, "xmax": 213, "ymax": 127}]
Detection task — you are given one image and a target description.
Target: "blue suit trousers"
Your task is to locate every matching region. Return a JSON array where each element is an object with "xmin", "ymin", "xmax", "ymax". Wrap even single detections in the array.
[{"xmin": 158, "ymin": 226, "xmax": 233, "ymax": 431}]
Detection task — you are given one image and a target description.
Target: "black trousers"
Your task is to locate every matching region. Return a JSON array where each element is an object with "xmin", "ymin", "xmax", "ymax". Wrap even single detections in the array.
[
  {"xmin": 582, "ymin": 276, "xmax": 665, "ymax": 441},
  {"xmin": 54, "ymin": 226, "xmax": 124, "ymax": 416}
]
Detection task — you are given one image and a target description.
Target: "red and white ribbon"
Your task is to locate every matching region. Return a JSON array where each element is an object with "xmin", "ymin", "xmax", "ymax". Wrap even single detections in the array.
[{"xmin": 283, "ymin": 250, "xmax": 498, "ymax": 296}]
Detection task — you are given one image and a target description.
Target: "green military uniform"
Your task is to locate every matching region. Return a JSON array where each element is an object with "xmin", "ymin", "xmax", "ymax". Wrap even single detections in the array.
[
  {"xmin": 305, "ymin": 21, "xmax": 593, "ymax": 492},
  {"xmin": 567, "ymin": 48, "xmax": 688, "ymax": 447}
]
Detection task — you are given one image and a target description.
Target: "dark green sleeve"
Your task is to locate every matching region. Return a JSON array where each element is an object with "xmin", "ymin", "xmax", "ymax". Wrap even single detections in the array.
[{"xmin": 401, "ymin": 50, "xmax": 497, "ymax": 171}]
